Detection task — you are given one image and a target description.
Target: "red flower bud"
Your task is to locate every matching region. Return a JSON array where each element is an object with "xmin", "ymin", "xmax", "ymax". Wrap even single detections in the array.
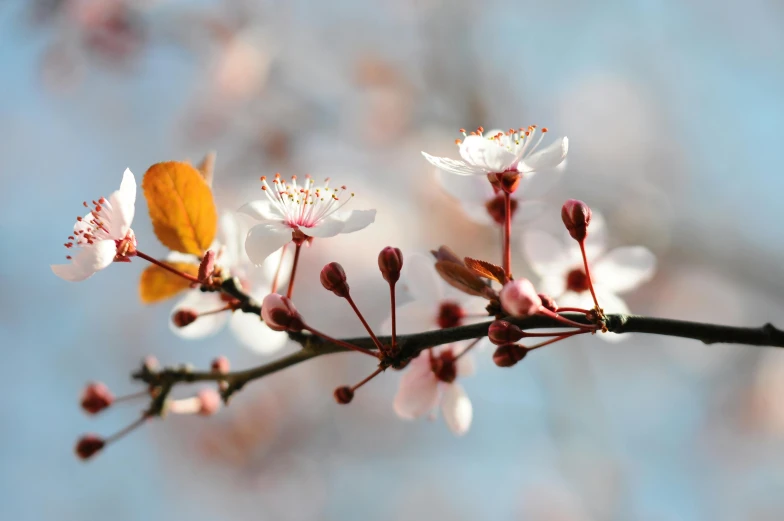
[
  {"xmin": 492, "ymin": 344, "xmax": 527, "ymax": 367},
  {"xmin": 172, "ymin": 308, "xmax": 199, "ymax": 328},
  {"xmin": 488, "ymin": 320, "xmax": 524, "ymax": 345},
  {"xmin": 210, "ymin": 356, "xmax": 230, "ymax": 375},
  {"xmin": 197, "ymin": 389, "xmax": 221, "ymax": 416},
  {"xmin": 538, "ymin": 293, "xmax": 558, "ymax": 312},
  {"xmin": 198, "ymin": 250, "xmax": 216, "ymax": 282},
  {"xmin": 320, "ymin": 262, "xmax": 350, "ymax": 298},
  {"xmin": 334, "ymin": 386, "xmax": 354, "ymax": 404},
  {"xmin": 561, "ymin": 199, "xmax": 592, "ymax": 242},
  {"xmin": 80, "ymin": 382, "xmax": 114, "ymax": 415},
  {"xmin": 75, "ymin": 434, "xmax": 105, "ymax": 461},
  {"xmin": 485, "ymin": 193, "xmax": 519, "ymax": 225},
  {"xmin": 499, "ymin": 279, "xmax": 542, "ymax": 318},
  {"xmin": 378, "ymin": 247, "xmax": 403, "ymax": 284},
  {"xmin": 261, "ymin": 294, "xmax": 303, "ymax": 332},
  {"xmin": 431, "ymin": 349, "xmax": 458, "ymax": 383}
]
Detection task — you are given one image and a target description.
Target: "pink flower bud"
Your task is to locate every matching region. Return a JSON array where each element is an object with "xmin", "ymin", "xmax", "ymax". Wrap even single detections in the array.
[
  {"xmin": 492, "ymin": 344, "xmax": 527, "ymax": 367},
  {"xmin": 197, "ymin": 389, "xmax": 221, "ymax": 416},
  {"xmin": 261, "ymin": 293, "xmax": 303, "ymax": 332},
  {"xmin": 488, "ymin": 320, "xmax": 524, "ymax": 345},
  {"xmin": 334, "ymin": 386, "xmax": 354, "ymax": 404},
  {"xmin": 75, "ymin": 434, "xmax": 105, "ymax": 461},
  {"xmin": 210, "ymin": 356, "xmax": 230, "ymax": 374},
  {"xmin": 499, "ymin": 279, "xmax": 542, "ymax": 318},
  {"xmin": 378, "ymin": 247, "xmax": 403, "ymax": 284},
  {"xmin": 538, "ymin": 293, "xmax": 558, "ymax": 312},
  {"xmin": 561, "ymin": 199, "xmax": 592, "ymax": 242},
  {"xmin": 172, "ymin": 308, "xmax": 199, "ymax": 328},
  {"xmin": 320, "ymin": 262, "xmax": 350, "ymax": 298},
  {"xmin": 198, "ymin": 250, "xmax": 216, "ymax": 282},
  {"xmin": 80, "ymin": 382, "xmax": 114, "ymax": 415}
]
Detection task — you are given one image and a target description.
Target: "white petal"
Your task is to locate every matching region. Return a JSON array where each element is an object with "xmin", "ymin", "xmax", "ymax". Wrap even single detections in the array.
[
  {"xmin": 229, "ymin": 311, "xmax": 289, "ymax": 354},
  {"xmin": 216, "ymin": 211, "xmax": 245, "ymax": 268},
  {"xmin": 245, "ymin": 223, "xmax": 292, "ymax": 265},
  {"xmin": 166, "ymin": 251, "xmax": 199, "ymax": 263},
  {"xmin": 557, "ymin": 290, "xmax": 596, "ymax": 311},
  {"xmin": 436, "ymin": 169, "xmax": 494, "ymax": 204},
  {"xmin": 515, "ymin": 168, "xmax": 563, "ymax": 199},
  {"xmin": 537, "ymin": 275, "xmax": 567, "ymax": 299},
  {"xmin": 455, "ymin": 352, "xmax": 476, "ymax": 377},
  {"xmin": 441, "ymin": 383, "xmax": 473, "ymax": 436},
  {"xmin": 402, "ymin": 253, "xmax": 443, "ymax": 307},
  {"xmin": 384, "ymin": 301, "xmax": 438, "ymax": 335},
  {"xmin": 334, "ymin": 209, "xmax": 376, "ymax": 234},
  {"xmin": 257, "ymin": 247, "xmax": 291, "ymax": 287},
  {"xmin": 169, "ymin": 291, "xmax": 229, "ymax": 339},
  {"xmin": 106, "ymin": 169, "xmax": 137, "ymax": 238},
  {"xmin": 393, "ymin": 354, "xmax": 441, "ymax": 419},
  {"xmin": 459, "ymin": 135, "xmax": 518, "ymax": 173},
  {"xmin": 237, "ymin": 200, "xmax": 282, "ymax": 222},
  {"xmin": 594, "ymin": 285, "xmax": 630, "ymax": 315},
  {"xmin": 593, "ymin": 246, "xmax": 656, "ymax": 294},
  {"xmin": 120, "ymin": 168, "xmax": 137, "ymax": 205},
  {"xmin": 522, "ymin": 231, "xmax": 571, "ymax": 277},
  {"xmin": 511, "ymin": 200, "xmax": 547, "ymax": 224},
  {"xmin": 51, "ymin": 240, "xmax": 116, "ymax": 281},
  {"xmin": 299, "ymin": 217, "xmax": 345, "ymax": 238},
  {"xmin": 459, "ymin": 202, "xmax": 496, "ymax": 226},
  {"xmin": 518, "ymin": 136, "xmax": 568, "ymax": 173},
  {"xmin": 422, "ymin": 152, "xmax": 487, "ymax": 176}
]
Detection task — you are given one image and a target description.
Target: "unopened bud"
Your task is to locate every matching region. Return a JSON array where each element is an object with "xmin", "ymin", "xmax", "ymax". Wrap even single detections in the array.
[
  {"xmin": 75, "ymin": 434, "xmax": 105, "ymax": 461},
  {"xmin": 561, "ymin": 199, "xmax": 592, "ymax": 242},
  {"xmin": 210, "ymin": 356, "xmax": 230, "ymax": 374},
  {"xmin": 492, "ymin": 344, "xmax": 527, "ymax": 367},
  {"xmin": 499, "ymin": 279, "xmax": 542, "ymax": 318},
  {"xmin": 538, "ymin": 293, "xmax": 558, "ymax": 312},
  {"xmin": 320, "ymin": 262, "xmax": 350, "ymax": 298},
  {"xmin": 198, "ymin": 250, "xmax": 216, "ymax": 282},
  {"xmin": 334, "ymin": 386, "xmax": 354, "ymax": 404},
  {"xmin": 378, "ymin": 247, "xmax": 403, "ymax": 284},
  {"xmin": 173, "ymin": 308, "xmax": 199, "ymax": 328},
  {"xmin": 80, "ymin": 382, "xmax": 114, "ymax": 415},
  {"xmin": 488, "ymin": 320, "xmax": 524, "ymax": 345},
  {"xmin": 261, "ymin": 293, "xmax": 303, "ymax": 332},
  {"xmin": 198, "ymin": 389, "xmax": 221, "ymax": 416}
]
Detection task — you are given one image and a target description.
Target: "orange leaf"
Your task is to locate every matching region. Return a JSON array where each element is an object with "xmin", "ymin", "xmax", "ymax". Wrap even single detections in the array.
[
  {"xmin": 434, "ymin": 260, "xmax": 494, "ymax": 299},
  {"xmin": 464, "ymin": 257, "xmax": 508, "ymax": 284},
  {"xmin": 139, "ymin": 262, "xmax": 200, "ymax": 304},
  {"xmin": 142, "ymin": 161, "xmax": 218, "ymax": 255}
]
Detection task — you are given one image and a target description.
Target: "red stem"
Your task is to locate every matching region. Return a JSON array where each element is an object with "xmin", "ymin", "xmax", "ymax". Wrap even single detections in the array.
[
  {"xmin": 135, "ymin": 250, "xmax": 200, "ymax": 284},
  {"xmin": 350, "ymin": 367, "xmax": 384, "ymax": 392},
  {"xmin": 199, "ymin": 305, "xmax": 233, "ymax": 317},
  {"xmin": 303, "ymin": 325, "xmax": 379, "ymax": 358},
  {"xmin": 390, "ymin": 282, "xmax": 397, "ymax": 348},
  {"xmin": 556, "ymin": 307, "xmax": 592, "ymax": 314},
  {"xmin": 455, "ymin": 337, "xmax": 481, "ymax": 360},
  {"xmin": 271, "ymin": 243, "xmax": 289, "ymax": 294},
  {"xmin": 345, "ymin": 294, "xmax": 385, "ymax": 351},
  {"xmin": 286, "ymin": 243, "xmax": 303, "ymax": 299},
  {"xmin": 105, "ymin": 414, "xmax": 149, "ymax": 444},
  {"xmin": 527, "ymin": 330, "xmax": 590, "ymax": 351},
  {"xmin": 503, "ymin": 191, "xmax": 512, "ymax": 276},
  {"xmin": 114, "ymin": 390, "xmax": 151, "ymax": 404},
  {"xmin": 578, "ymin": 240, "xmax": 601, "ymax": 309},
  {"xmin": 538, "ymin": 307, "xmax": 600, "ymax": 330}
]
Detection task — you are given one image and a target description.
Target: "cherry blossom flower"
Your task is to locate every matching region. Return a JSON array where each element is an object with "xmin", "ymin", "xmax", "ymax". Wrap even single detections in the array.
[
  {"xmin": 422, "ymin": 126, "xmax": 568, "ymax": 177},
  {"xmin": 169, "ymin": 212, "xmax": 290, "ymax": 355},
  {"xmin": 522, "ymin": 212, "xmax": 656, "ymax": 339},
  {"xmin": 52, "ymin": 168, "xmax": 137, "ymax": 282},
  {"xmin": 393, "ymin": 345, "xmax": 475, "ymax": 436},
  {"xmin": 240, "ymin": 174, "xmax": 376, "ymax": 265}
]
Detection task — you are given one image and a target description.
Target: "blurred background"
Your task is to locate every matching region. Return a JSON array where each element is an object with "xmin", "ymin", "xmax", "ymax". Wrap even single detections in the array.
[{"xmin": 4, "ymin": 0, "xmax": 784, "ymax": 519}]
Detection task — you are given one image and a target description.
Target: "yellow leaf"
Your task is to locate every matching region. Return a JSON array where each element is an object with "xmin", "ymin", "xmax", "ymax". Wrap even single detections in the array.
[
  {"xmin": 142, "ymin": 161, "xmax": 218, "ymax": 255},
  {"xmin": 139, "ymin": 263, "xmax": 200, "ymax": 304}
]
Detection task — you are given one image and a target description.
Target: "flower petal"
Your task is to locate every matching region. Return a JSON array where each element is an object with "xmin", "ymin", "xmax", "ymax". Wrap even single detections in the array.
[
  {"xmin": 422, "ymin": 152, "xmax": 487, "ymax": 176},
  {"xmin": 537, "ymin": 275, "xmax": 567, "ymax": 299},
  {"xmin": 393, "ymin": 354, "xmax": 441, "ymax": 420},
  {"xmin": 593, "ymin": 246, "xmax": 656, "ymax": 294},
  {"xmin": 106, "ymin": 168, "xmax": 136, "ymax": 238},
  {"xmin": 335, "ymin": 209, "xmax": 376, "ymax": 234},
  {"xmin": 169, "ymin": 291, "xmax": 229, "ymax": 339},
  {"xmin": 215, "ymin": 211, "xmax": 246, "ymax": 268},
  {"xmin": 383, "ymin": 301, "xmax": 438, "ymax": 335},
  {"xmin": 593, "ymin": 284, "xmax": 630, "ymax": 315},
  {"xmin": 237, "ymin": 200, "xmax": 282, "ymax": 222},
  {"xmin": 522, "ymin": 231, "xmax": 571, "ymax": 277},
  {"xmin": 436, "ymin": 170, "xmax": 494, "ymax": 204},
  {"xmin": 402, "ymin": 253, "xmax": 443, "ymax": 307},
  {"xmin": 518, "ymin": 136, "xmax": 568, "ymax": 173},
  {"xmin": 299, "ymin": 218, "xmax": 345, "ymax": 238},
  {"xmin": 459, "ymin": 202, "xmax": 496, "ymax": 226},
  {"xmin": 456, "ymin": 352, "xmax": 476, "ymax": 377},
  {"xmin": 166, "ymin": 251, "xmax": 199, "ymax": 263},
  {"xmin": 459, "ymin": 135, "xmax": 518, "ymax": 173},
  {"xmin": 229, "ymin": 311, "xmax": 289, "ymax": 354},
  {"xmin": 516, "ymin": 167, "xmax": 563, "ymax": 199},
  {"xmin": 511, "ymin": 200, "xmax": 547, "ymax": 224},
  {"xmin": 245, "ymin": 222, "xmax": 292, "ymax": 265},
  {"xmin": 51, "ymin": 240, "xmax": 116, "ymax": 282},
  {"xmin": 441, "ymin": 383, "xmax": 473, "ymax": 436}
]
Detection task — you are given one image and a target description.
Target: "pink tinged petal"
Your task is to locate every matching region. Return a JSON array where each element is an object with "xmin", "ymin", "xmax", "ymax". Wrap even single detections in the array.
[
  {"xmin": 455, "ymin": 353, "xmax": 476, "ymax": 377},
  {"xmin": 593, "ymin": 284, "xmax": 630, "ymax": 315},
  {"xmin": 436, "ymin": 170, "xmax": 494, "ymax": 204},
  {"xmin": 166, "ymin": 251, "xmax": 199, "ymax": 263},
  {"xmin": 511, "ymin": 200, "xmax": 547, "ymax": 225},
  {"xmin": 258, "ymin": 247, "xmax": 292, "ymax": 286},
  {"xmin": 51, "ymin": 240, "xmax": 116, "ymax": 281},
  {"xmin": 515, "ymin": 168, "xmax": 563, "ymax": 199},
  {"xmin": 107, "ymin": 169, "xmax": 137, "ymax": 238},
  {"xmin": 522, "ymin": 231, "xmax": 571, "ymax": 277},
  {"xmin": 335, "ymin": 209, "xmax": 376, "ymax": 234},
  {"xmin": 517, "ymin": 136, "xmax": 569, "ymax": 173},
  {"xmin": 422, "ymin": 152, "xmax": 487, "ymax": 176},
  {"xmin": 393, "ymin": 355, "xmax": 441, "ymax": 420},
  {"xmin": 169, "ymin": 291, "xmax": 228, "ymax": 339},
  {"xmin": 538, "ymin": 275, "xmax": 568, "ymax": 300},
  {"xmin": 402, "ymin": 253, "xmax": 443, "ymax": 307},
  {"xmin": 593, "ymin": 246, "xmax": 656, "ymax": 293},
  {"xmin": 459, "ymin": 135, "xmax": 518, "ymax": 173},
  {"xmin": 237, "ymin": 200, "xmax": 283, "ymax": 222},
  {"xmin": 459, "ymin": 202, "xmax": 496, "ymax": 226},
  {"xmin": 245, "ymin": 222, "xmax": 292, "ymax": 266},
  {"xmin": 216, "ymin": 211, "xmax": 244, "ymax": 268},
  {"xmin": 557, "ymin": 291, "xmax": 597, "ymax": 312},
  {"xmin": 382, "ymin": 301, "xmax": 436, "ymax": 335},
  {"xmin": 299, "ymin": 218, "xmax": 345, "ymax": 238},
  {"xmin": 229, "ymin": 311, "xmax": 289, "ymax": 354},
  {"xmin": 441, "ymin": 383, "xmax": 473, "ymax": 436}
]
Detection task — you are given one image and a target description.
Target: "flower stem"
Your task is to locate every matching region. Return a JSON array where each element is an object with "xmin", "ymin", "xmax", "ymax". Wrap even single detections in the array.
[
  {"xmin": 538, "ymin": 307, "xmax": 600, "ymax": 330},
  {"xmin": 114, "ymin": 390, "xmax": 151, "ymax": 404},
  {"xmin": 271, "ymin": 243, "xmax": 289, "ymax": 294},
  {"xmin": 105, "ymin": 414, "xmax": 149, "ymax": 444},
  {"xmin": 345, "ymin": 295, "xmax": 386, "ymax": 351},
  {"xmin": 527, "ymin": 330, "xmax": 590, "ymax": 351},
  {"xmin": 556, "ymin": 307, "xmax": 592, "ymax": 314},
  {"xmin": 389, "ymin": 282, "xmax": 397, "ymax": 348},
  {"xmin": 303, "ymin": 325, "xmax": 379, "ymax": 358},
  {"xmin": 578, "ymin": 240, "xmax": 601, "ymax": 309},
  {"xmin": 199, "ymin": 305, "xmax": 234, "ymax": 317},
  {"xmin": 135, "ymin": 250, "xmax": 200, "ymax": 284},
  {"xmin": 503, "ymin": 191, "xmax": 512, "ymax": 276},
  {"xmin": 351, "ymin": 367, "xmax": 384, "ymax": 392},
  {"xmin": 286, "ymin": 242, "xmax": 303, "ymax": 299},
  {"xmin": 455, "ymin": 337, "xmax": 481, "ymax": 360}
]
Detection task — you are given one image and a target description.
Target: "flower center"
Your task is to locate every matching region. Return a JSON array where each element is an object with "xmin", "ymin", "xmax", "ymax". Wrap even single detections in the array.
[
  {"xmin": 485, "ymin": 193, "xmax": 518, "ymax": 225},
  {"xmin": 430, "ymin": 349, "xmax": 457, "ymax": 383},
  {"xmin": 113, "ymin": 230, "xmax": 137, "ymax": 261},
  {"xmin": 259, "ymin": 173, "xmax": 354, "ymax": 228},
  {"xmin": 62, "ymin": 197, "xmax": 116, "ymax": 261},
  {"xmin": 437, "ymin": 301, "xmax": 465, "ymax": 329},
  {"xmin": 566, "ymin": 268, "xmax": 590, "ymax": 293},
  {"xmin": 455, "ymin": 125, "xmax": 550, "ymax": 160}
]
